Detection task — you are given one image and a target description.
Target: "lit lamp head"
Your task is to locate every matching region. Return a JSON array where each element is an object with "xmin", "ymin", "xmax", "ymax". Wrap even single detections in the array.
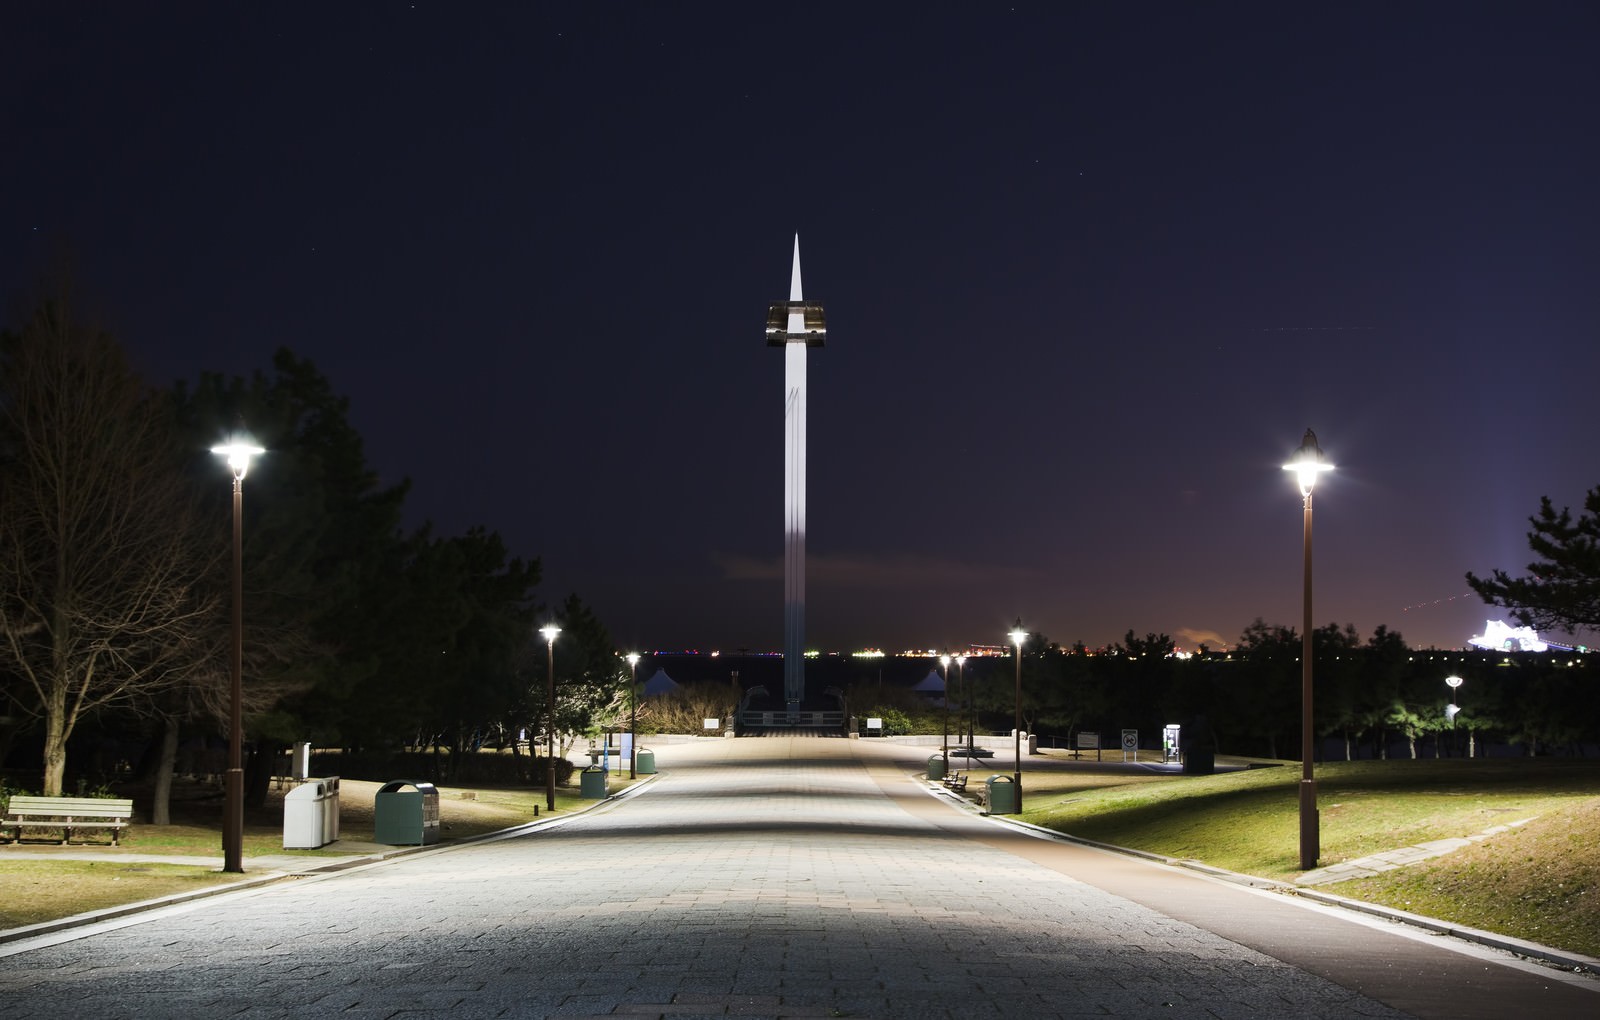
[
  {"xmin": 955, "ymin": 654, "xmax": 967, "ymax": 668},
  {"xmin": 1445, "ymin": 675, "xmax": 1463, "ymax": 691},
  {"xmin": 625, "ymin": 652, "xmax": 640, "ymax": 669},
  {"xmin": 1283, "ymin": 428, "xmax": 1333, "ymax": 497},
  {"xmin": 1009, "ymin": 622, "xmax": 1028, "ymax": 649},
  {"xmin": 940, "ymin": 654, "xmax": 951, "ymax": 669},
  {"xmin": 540, "ymin": 624, "xmax": 561, "ymax": 645},
  {"xmin": 210, "ymin": 441, "xmax": 264, "ymax": 481}
]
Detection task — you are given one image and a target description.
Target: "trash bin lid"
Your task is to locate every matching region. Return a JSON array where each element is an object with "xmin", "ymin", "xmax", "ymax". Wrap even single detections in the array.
[{"xmin": 377, "ymin": 780, "xmax": 437, "ymax": 795}]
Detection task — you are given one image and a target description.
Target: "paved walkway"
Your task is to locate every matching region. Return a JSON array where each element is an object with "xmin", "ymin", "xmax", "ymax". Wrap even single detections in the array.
[
  {"xmin": 0, "ymin": 738, "xmax": 1596, "ymax": 1019},
  {"xmin": 1296, "ymin": 818, "xmax": 1536, "ymax": 885}
]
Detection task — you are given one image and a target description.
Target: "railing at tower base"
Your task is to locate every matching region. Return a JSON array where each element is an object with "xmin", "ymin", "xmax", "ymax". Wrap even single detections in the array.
[{"xmin": 741, "ymin": 710, "xmax": 845, "ymax": 730}]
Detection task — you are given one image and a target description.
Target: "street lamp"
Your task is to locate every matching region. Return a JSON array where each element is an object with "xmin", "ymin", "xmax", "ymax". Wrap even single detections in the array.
[
  {"xmin": 541, "ymin": 624, "xmax": 561, "ymax": 811},
  {"xmin": 1445, "ymin": 675, "xmax": 1464, "ymax": 757},
  {"xmin": 940, "ymin": 654, "xmax": 952, "ymax": 771},
  {"xmin": 955, "ymin": 654, "xmax": 968, "ymax": 750},
  {"xmin": 626, "ymin": 653, "xmax": 641, "ymax": 779},
  {"xmin": 1283, "ymin": 428, "xmax": 1332, "ymax": 871},
  {"xmin": 1009, "ymin": 621, "xmax": 1029, "ymax": 812},
  {"xmin": 210, "ymin": 439, "xmax": 263, "ymax": 875}
]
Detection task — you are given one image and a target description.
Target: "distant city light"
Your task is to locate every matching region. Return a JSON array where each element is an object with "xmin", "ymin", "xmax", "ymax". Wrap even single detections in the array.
[{"xmin": 1469, "ymin": 619, "xmax": 1549, "ymax": 653}]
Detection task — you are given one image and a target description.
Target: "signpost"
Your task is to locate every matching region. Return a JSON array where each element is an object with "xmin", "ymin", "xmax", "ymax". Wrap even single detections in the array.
[
  {"xmin": 1075, "ymin": 731, "xmax": 1101, "ymax": 761},
  {"xmin": 1121, "ymin": 729, "xmax": 1138, "ymax": 762}
]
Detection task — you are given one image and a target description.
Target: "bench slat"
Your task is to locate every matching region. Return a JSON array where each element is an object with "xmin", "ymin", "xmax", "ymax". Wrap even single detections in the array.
[{"xmin": 7, "ymin": 796, "xmax": 133, "ymax": 813}]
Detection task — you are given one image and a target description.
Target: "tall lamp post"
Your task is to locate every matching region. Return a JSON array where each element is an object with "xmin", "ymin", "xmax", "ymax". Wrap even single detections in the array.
[
  {"xmin": 541, "ymin": 624, "xmax": 561, "ymax": 811},
  {"xmin": 211, "ymin": 440, "xmax": 263, "ymax": 875},
  {"xmin": 940, "ymin": 654, "xmax": 952, "ymax": 771},
  {"xmin": 626, "ymin": 653, "xmax": 641, "ymax": 779},
  {"xmin": 1284, "ymin": 428, "xmax": 1332, "ymax": 871},
  {"xmin": 1445, "ymin": 675, "xmax": 1464, "ymax": 757},
  {"xmin": 955, "ymin": 654, "xmax": 968, "ymax": 749},
  {"xmin": 1009, "ymin": 621, "xmax": 1028, "ymax": 812}
]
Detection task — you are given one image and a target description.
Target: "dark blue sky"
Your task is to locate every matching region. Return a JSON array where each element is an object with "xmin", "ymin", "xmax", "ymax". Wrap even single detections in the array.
[{"xmin": 8, "ymin": 3, "xmax": 1599, "ymax": 654}]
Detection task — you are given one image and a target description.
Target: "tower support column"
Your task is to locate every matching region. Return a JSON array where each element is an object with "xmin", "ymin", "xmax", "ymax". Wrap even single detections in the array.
[{"xmin": 766, "ymin": 236, "xmax": 826, "ymax": 723}]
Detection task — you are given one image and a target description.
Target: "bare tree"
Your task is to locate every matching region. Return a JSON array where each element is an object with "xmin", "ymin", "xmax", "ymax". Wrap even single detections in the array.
[{"xmin": 0, "ymin": 295, "xmax": 216, "ymax": 795}]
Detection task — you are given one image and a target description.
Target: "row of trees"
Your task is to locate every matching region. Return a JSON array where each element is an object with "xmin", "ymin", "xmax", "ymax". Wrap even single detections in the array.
[
  {"xmin": 0, "ymin": 288, "xmax": 627, "ymax": 813},
  {"xmin": 847, "ymin": 624, "xmax": 1599, "ymax": 759},
  {"xmin": 849, "ymin": 474, "xmax": 1600, "ymax": 758}
]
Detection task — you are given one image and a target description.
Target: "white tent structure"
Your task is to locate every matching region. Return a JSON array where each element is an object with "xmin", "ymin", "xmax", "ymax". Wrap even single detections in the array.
[
  {"xmin": 641, "ymin": 668, "xmax": 681, "ymax": 698},
  {"xmin": 912, "ymin": 668, "xmax": 946, "ymax": 706}
]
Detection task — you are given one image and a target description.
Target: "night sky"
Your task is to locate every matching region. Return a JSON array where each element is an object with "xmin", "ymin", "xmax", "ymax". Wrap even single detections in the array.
[{"xmin": 9, "ymin": 4, "xmax": 1600, "ymax": 655}]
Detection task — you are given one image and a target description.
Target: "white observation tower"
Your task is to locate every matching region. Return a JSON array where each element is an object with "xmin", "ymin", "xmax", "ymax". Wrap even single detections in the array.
[{"xmin": 765, "ymin": 235, "xmax": 826, "ymax": 719}]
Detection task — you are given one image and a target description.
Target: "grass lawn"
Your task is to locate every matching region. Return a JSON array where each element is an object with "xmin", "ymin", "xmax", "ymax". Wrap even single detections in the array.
[
  {"xmin": 1018, "ymin": 756, "xmax": 1600, "ymax": 958},
  {"xmin": 0, "ymin": 861, "xmax": 250, "ymax": 927}
]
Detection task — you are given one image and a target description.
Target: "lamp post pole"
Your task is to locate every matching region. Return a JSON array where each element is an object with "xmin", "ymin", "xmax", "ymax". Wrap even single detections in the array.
[
  {"xmin": 627, "ymin": 653, "xmax": 641, "ymax": 779},
  {"xmin": 1009, "ymin": 621, "xmax": 1028, "ymax": 812},
  {"xmin": 940, "ymin": 654, "xmax": 952, "ymax": 771},
  {"xmin": 1284, "ymin": 429, "xmax": 1332, "ymax": 871},
  {"xmin": 211, "ymin": 440, "xmax": 262, "ymax": 875},
  {"xmin": 955, "ymin": 654, "xmax": 968, "ymax": 749},
  {"xmin": 541, "ymin": 624, "xmax": 561, "ymax": 811}
]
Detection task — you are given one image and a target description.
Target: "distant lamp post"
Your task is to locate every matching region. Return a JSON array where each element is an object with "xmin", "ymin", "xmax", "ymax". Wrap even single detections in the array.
[
  {"xmin": 1009, "ymin": 621, "xmax": 1029, "ymax": 812},
  {"xmin": 626, "ymin": 653, "xmax": 642, "ymax": 779},
  {"xmin": 541, "ymin": 624, "xmax": 561, "ymax": 811},
  {"xmin": 1445, "ymin": 675, "xmax": 1464, "ymax": 756},
  {"xmin": 210, "ymin": 439, "xmax": 263, "ymax": 875},
  {"xmin": 955, "ymin": 654, "xmax": 968, "ymax": 750},
  {"xmin": 940, "ymin": 654, "xmax": 952, "ymax": 771},
  {"xmin": 1283, "ymin": 428, "xmax": 1333, "ymax": 870}
]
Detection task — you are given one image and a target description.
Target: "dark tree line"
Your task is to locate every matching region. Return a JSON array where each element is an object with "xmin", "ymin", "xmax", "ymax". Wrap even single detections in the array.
[
  {"xmin": 952, "ymin": 624, "xmax": 1599, "ymax": 760},
  {"xmin": 0, "ymin": 287, "xmax": 620, "ymax": 810}
]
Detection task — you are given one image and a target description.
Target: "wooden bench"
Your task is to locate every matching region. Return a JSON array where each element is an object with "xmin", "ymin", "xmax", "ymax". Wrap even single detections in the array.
[
  {"xmin": 942, "ymin": 772, "xmax": 968, "ymax": 793},
  {"xmin": 3, "ymin": 796, "xmax": 135, "ymax": 846}
]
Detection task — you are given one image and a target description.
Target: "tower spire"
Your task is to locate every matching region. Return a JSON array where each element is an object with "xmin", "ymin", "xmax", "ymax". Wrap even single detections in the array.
[{"xmin": 789, "ymin": 234, "xmax": 803, "ymax": 301}]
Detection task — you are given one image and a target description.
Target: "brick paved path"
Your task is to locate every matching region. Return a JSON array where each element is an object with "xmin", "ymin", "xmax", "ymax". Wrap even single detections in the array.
[{"xmin": 0, "ymin": 737, "xmax": 1594, "ymax": 1018}]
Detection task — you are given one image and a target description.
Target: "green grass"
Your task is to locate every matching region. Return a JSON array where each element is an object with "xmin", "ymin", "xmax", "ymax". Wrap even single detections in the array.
[
  {"xmin": 0, "ymin": 861, "xmax": 249, "ymax": 928},
  {"xmin": 1020, "ymin": 757, "xmax": 1600, "ymax": 957}
]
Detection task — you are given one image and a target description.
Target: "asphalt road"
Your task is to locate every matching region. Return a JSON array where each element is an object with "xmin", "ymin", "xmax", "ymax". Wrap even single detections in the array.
[{"xmin": 1, "ymin": 737, "xmax": 1595, "ymax": 1019}]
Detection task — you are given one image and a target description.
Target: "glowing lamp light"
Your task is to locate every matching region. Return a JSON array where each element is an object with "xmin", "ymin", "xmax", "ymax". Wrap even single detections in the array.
[
  {"xmin": 1282, "ymin": 429, "xmax": 1333, "ymax": 496},
  {"xmin": 1009, "ymin": 626, "xmax": 1028, "ymax": 648},
  {"xmin": 540, "ymin": 624, "xmax": 561, "ymax": 644},
  {"xmin": 210, "ymin": 441, "xmax": 264, "ymax": 480}
]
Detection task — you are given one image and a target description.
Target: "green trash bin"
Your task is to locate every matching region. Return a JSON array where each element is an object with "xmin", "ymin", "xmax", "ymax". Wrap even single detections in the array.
[
  {"xmin": 927, "ymin": 754, "xmax": 947, "ymax": 781},
  {"xmin": 637, "ymin": 748, "xmax": 657, "ymax": 774},
  {"xmin": 374, "ymin": 780, "xmax": 440, "ymax": 845},
  {"xmin": 985, "ymin": 774, "xmax": 1016, "ymax": 814},
  {"xmin": 580, "ymin": 766, "xmax": 609, "ymax": 799}
]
